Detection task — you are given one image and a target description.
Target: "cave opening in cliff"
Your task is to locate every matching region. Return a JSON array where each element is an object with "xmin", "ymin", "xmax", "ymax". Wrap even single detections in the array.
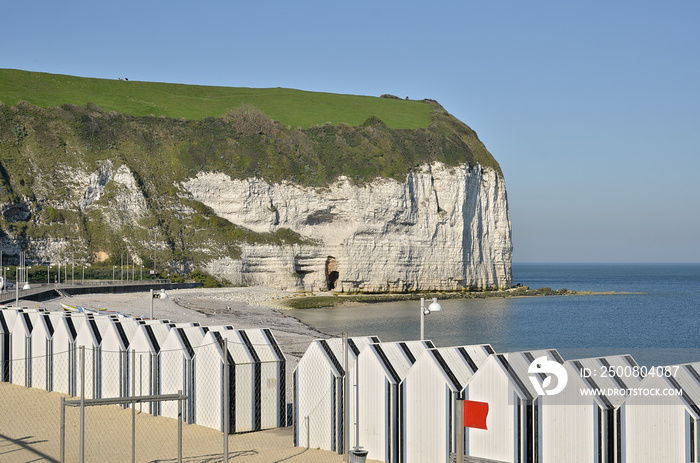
[{"xmin": 326, "ymin": 256, "xmax": 339, "ymax": 290}]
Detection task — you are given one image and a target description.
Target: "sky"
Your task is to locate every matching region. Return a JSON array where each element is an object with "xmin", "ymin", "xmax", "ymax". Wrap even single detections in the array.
[{"xmin": 2, "ymin": 1, "xmax": 699, "ymax": 263}]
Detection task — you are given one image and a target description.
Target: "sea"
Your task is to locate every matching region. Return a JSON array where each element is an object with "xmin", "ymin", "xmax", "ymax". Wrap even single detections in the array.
[{"xmin": 289, "ymin": 263, "xmax": 700, "ymax": 367}]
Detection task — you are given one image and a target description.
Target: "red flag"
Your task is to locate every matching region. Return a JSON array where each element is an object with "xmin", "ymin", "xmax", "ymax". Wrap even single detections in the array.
[{"xmin": 464, "ymin": 400, "xmax": 489, "ymax": 430}]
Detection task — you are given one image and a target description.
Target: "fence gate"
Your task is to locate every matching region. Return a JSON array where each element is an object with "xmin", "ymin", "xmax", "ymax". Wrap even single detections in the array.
[
  {"xmin": 59, "ymin": 345, "xmax": 186, "ymax": 463},
  {"xmin": 60, "ymin": 391, "xmax": 186, "ymax": 463}
]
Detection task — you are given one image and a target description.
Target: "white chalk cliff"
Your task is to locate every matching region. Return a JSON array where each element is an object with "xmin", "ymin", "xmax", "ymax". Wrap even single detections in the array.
[{"xmin": 182, "ymin": 162, "xmax": 512, "ymax": 292}]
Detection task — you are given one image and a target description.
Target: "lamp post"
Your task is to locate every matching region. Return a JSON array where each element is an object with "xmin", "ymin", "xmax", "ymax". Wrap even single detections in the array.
[
  {"xmin": 420, "ymin": 297, "xmax": 442, "ymax": 341},
  {"xmin": 113, "ymin": 265, "xmax": 117, "ymax": 282},
  {"xmin": 48, "ymin": 265, "xmax": 52, "ymax": 285}
]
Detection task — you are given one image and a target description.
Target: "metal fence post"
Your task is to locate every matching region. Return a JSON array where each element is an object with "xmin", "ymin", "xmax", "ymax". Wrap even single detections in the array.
[
  {"xmin": 456, "ymin": 398, "xmax": 464, "ymax": 463},
  {"xmin": 60, "ymin": 396, "xmax": 65, "ymax": 463},
  {"xmin": 132, "ymin": 349, "xmax": 136, "ymax": 463},
  {"xmin": 343, "ymin": 332, "xmax": 349, "ymax": 462},
  {"xmin": 80, "ymin": 346, "xmax": 85, "ymax": 463},
  {"xmin": 178, "ymin": 389, "xmax": 183, "ymax": 463},
  {"xmin": 131, "ymin": 349, "xmax": 136, "ymax": 401},
  {"xmin": 132, "ymin": 398, "xmax": 136, "ymax": 463},
  {"xmin": 355, "ymin": 350, "xmax": 360, "ymax": 450},
  {"xmin": 223, "ymin": 338, "xmax": 229, "ymax": 462}
]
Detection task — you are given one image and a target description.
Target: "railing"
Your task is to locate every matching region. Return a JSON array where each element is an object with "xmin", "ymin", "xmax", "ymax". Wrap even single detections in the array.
[{"xmin": 0, "ymin": 279, "xmax": 191, "ymax": 305}]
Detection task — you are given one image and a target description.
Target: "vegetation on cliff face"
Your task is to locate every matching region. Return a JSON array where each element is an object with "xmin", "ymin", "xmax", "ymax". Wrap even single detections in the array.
[{"xmin": 0, "ymin": 69, "xmax": 503, "ymax": 273}]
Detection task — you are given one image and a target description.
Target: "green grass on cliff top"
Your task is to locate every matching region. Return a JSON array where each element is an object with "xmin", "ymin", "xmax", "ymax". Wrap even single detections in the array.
[{"xmin": 0, "ymin": 69, "xmax": 432, "ymax": 129}]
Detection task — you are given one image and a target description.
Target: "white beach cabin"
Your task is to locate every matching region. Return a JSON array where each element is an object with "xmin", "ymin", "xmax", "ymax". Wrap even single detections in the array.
[
  {"xmin": 0, "ymin": 308, "xmax": 28, "ymax": 383},
  {"xmin": 52, "ymin": 312, "xmax": 79, "ymax": 396},
  {"xmin": 11, "ymin": 311, "xmax": 33, "ymax": 387},
  {"xmin": 620, "ymin": 361, "xmax": 700, "ymax": 462},
  {"xmin": 356, "ymin": 340, "xmax": 435, "ymax": 463},
  {"xmin": 293, "ymin": 336, "xmax": 380, "ymax": 454},
  {"xmin": 129, "ymin": 322, "xmax": 174, "ymax": 414},
  {"xmin": 29, "ymin": 312, "xmax": 55, "ymax": 391},
  {"xmin": 538, "ymin": 354, "xmax": 643, "ymax": 463},
  {"xmin": 237, "ymin": 328, "xmax": 287, "ymax": 430},
  {"xmin": 100, "ymin": 318, "xmax": 133, "ymax": 400},
  {"xmin": 193, "ymin": 328, "xmax": 286, "ymax": 433},
  {"xmin": 194, "ymin": 329, "xmax": 256, "ymax": 432},
  {"xmin": 74, "ymin": 314, "xmax": 104, "ymax": 399},
  {"xmin": 0, "ymin": 309, "xmax": 13, "ymax": 382},
  {"xmin": 402, "ymin": 344, "xmax": 496, "ymax": 463},
  {"xmin": 159, "ymin": 325, "xmax": 209, "ymax": 423},
  {"xmin": 461, "ymin": 349, "xmax": 564, "ymax": 463}
]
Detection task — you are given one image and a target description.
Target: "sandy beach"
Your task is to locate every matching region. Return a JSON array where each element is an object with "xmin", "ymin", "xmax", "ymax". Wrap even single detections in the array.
[{"xmin": 1, "ymin": 287, "xmax": 381, "ymax": 462}]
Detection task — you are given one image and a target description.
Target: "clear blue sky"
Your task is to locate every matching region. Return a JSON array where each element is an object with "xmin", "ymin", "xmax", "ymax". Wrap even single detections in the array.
[{"xmin": 3, "ymin": 1, "xmax": 699, "ymax": 263}]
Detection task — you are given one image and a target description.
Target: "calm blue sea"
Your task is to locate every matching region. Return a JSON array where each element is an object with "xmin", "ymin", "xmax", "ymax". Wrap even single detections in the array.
[{"xmin": 289, "ymin": 263, "xmax": 700, "ymax": 367}]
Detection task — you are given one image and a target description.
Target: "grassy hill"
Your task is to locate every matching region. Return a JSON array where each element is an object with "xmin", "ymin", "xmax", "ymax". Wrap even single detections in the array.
[
  {"xmin": 0, "ymin": 69, "xmax": 432, "ymax": 129},
  {"xmin": 0, "ymin": 68, "xmax": 502, "ymax": 276}
]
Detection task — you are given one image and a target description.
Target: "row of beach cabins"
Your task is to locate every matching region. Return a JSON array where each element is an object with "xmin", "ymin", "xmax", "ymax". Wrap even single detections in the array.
[
  {"xmin": 0, "ymin": 306, "xmax": 286, "ymax": 433},
  {"xmin": 2, "ymin": 304, "xmax": 699, "ymax": 462},
  {"xmin": 294, "ymin": 337, "xmax": 700, "ymax": 463}
]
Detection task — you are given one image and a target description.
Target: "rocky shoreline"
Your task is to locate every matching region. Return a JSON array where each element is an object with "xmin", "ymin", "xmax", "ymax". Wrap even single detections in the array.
[{"xmin": 274, "ymin": 285, "xmax": 599, "ymax": 309}]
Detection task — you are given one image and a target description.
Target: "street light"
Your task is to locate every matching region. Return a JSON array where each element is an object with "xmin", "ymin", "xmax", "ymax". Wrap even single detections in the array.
[
  {"xmin": 48, "ymin": 265, "xmax": 52, "ymax": 285},
  {"xmin": 113, "ymin": 265, "xmax": 117, "ymax": 281},
  {"xmin": 420, "ymin": 297, "xmax": 442, "ymax": 341}
]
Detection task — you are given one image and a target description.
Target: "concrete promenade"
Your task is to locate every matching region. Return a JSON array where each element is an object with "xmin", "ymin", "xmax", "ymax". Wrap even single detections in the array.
[{"xmin": 0, "ymin": 280, "xmax": 201, "ymax": 305}]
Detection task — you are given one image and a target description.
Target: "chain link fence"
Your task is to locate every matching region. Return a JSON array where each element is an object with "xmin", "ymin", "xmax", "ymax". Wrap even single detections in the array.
[{"xmin": 0, "ymin": 309, "xmax": 367, "ymax": 463}]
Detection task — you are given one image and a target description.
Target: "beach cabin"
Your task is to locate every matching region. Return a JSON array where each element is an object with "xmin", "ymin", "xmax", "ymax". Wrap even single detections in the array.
[
  {"xmin": 52, "ymin": 312, "xmax": 79, "ymax": 396},
  {"xmin": 238, "ymin": 328, "xmax": 286, "ymax": 430},
  {"xmin": 620, "ymin": 361, "xmax": 700, "ymax": 462},
  {"xmin": 30, "ymin": 312, "xmax": 55, "ymax": 391},
  {"xmin": 538, "ymin": 354, "xmax": 643, "ymax": 463},
  {"xmin": 461, "ymin": 349, "xmax": 564, "ymax": 463},
  {"xmin": 402, "ymin": 344, "xmax": 496, "ymax": 463},
  {"xmin": 293, "ymin": 336, "xmax": 380, "ymax": 453},
  {"xmin": 11, "ymin": 311, "xmax": 33, "ymax": 387},
  {"xmin": 194, "ymin": 329, "xmax": 257, "ymax": 432},
  {"xmin": 0, "ymin": 308, "xmax": 29, "ymax": 383},
  {"xmin": 74, "ymin": 314, "xmax": 104, "ymax": 399},
  {"xmin": 130, "ymin": 322, "xmax": 174, "ymax": 414},
  {"xmin": 100, "ymin": 318, "xmax": 132, "ymax": 400},
  {"xmin": 193, "ymin": 328, "xmax": 285, "ymax": 433},
  {"xmin": 159, "ymin": 325, "xmax": 209, "ymax": 423},
  {"xmin": 0, "ymin": 309, "xmax": 12, "ymax": 382},
  {"xmin": 356, "ymin": 340, "xmax": 435, "ymax": 463},
  {"xmin": 1, "ymin": 308, "xmax": 28, "ymax": 338}
]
